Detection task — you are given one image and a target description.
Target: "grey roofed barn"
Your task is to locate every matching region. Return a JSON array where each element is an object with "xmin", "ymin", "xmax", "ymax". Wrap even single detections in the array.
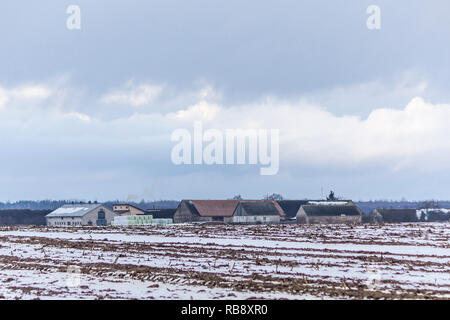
[
  {"xmin": 300, "ymin": 205, "xmax": 361, "ymax": 216},
  {"xmin": 277, "ymin": 200, "xmax": 354, "ymax": 218},
  {"xmin": 276, "ymin": 200, "xmax": 310, "ymax": 218},
  {"xmin": 372, "ymin": 208, "xmax": 419, "ymax": 223},
  {"xmin": 236, "ymin": 201, "xmax": 281, "ymax": 216},
  {"xmin": 46, "ymin": 204, "xmax": 102, "ymax": 218}
]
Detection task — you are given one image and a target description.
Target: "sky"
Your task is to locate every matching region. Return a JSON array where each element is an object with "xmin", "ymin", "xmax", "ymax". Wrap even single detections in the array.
[{"xmin": 1, "ymin": 1, "xmax": 450, "ymax": 201}]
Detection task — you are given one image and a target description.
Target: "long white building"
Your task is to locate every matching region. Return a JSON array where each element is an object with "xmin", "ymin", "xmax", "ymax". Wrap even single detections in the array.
[{"xmin": 46, "ymin": 204, "xmax": 116, "ymax": 227}]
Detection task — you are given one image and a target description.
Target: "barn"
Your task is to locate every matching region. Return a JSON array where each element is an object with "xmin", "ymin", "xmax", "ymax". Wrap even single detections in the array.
[
  {"xmin": 145, "ymin": 208, "xmax": 177, "ymax": 219},
  {"xmin": 417, "ymin": 209, "xmax": 450, "ymax": 222},
  {"xmin": 46, "ymin": 204, "xmax": 116, "ymax": 227},
  {"xmin": 173, "ymin": 200, "xmax": 284, "ymax": 224},
  {"xmin": 276, "ymin": 200, "xmax": 310, "ymax": 222},
  {"xmin": 231, "ymin": 201, "xmax": 281, "ymax": 224},
  {"xmin": 276, "ymin": 200, "xmax": 355, "ymax": 222},
  {"xmin": 296, "ymin": 203, "xmax": 362, "ymax": 224},
  {"xmin": 372, "ymin": 209, "xmax": 419, "ymax": 223},
  {"xmin": 173, "ymin": 200, "xmax": 240, "ymax": 223}
]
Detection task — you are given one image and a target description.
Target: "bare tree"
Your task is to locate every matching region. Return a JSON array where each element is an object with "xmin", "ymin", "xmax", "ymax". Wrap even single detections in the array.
[
  {"xmin": 263, "ymin": 193, "xmax": 284, "ymax": 201},
  {"xmin": 418, "ymin": 200, "xmax": 440, "ymax": 209}
]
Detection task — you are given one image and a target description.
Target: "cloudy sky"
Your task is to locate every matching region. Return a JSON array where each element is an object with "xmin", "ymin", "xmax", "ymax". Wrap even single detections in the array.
[{"xmin": 1, "ymin": 0, "xmax": 450, "ymax": 201}]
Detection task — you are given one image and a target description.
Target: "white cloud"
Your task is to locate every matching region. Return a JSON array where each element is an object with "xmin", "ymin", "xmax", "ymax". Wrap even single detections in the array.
[
  {"xmin": 100, "ymin": 82, "xmax": 163, "ymax": 107},
  {"xmin": 0, "ymin": 84, "xmax": 52, "ymax": 109},
  {"xmin": 163, "ymin": 96, "xmax": 450, "ymax": 172},
  {"xmin": 172, "ymin": 101, "xmax": 221, "ymax": 121},
  {"xmin": 302, "ymin": 72, "xmax": 431, "ymax": 116},
  {"xmin": 0, "ymin": 87, "xmax": 8, "ymax": 108},
  {"xmin": 11, "ymin": 85, "xmax": 53, "ymax": 100},
  {"xmin": 63, "ymin": 112, "xmax": 91, "ymax": 122},
  {"xmin": 2, "ymin": 79, "xmax": 450, "ymax": 180}
]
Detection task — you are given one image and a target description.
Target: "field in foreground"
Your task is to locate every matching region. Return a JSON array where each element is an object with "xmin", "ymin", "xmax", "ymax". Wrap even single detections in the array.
[{"xmin": 0, "ymin": 223, "xmax": 449, "ymax": 300}]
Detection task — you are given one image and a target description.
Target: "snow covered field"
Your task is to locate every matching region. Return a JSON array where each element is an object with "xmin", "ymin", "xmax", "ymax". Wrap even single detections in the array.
[{"xmin": 0, "ymin": 223, "xmax": 449, "ymax": 300}]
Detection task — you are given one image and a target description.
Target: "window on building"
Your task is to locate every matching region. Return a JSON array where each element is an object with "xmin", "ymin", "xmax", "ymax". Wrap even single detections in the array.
[{"xmin": 98, "ymin": 210, "xmax": 106, "ymax": 220}]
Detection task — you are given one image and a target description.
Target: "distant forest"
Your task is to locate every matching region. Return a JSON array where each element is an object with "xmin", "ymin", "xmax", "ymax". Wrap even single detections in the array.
[{"xmin": 0, "ymin": 199, "xmax": 449, "ymax": 214}]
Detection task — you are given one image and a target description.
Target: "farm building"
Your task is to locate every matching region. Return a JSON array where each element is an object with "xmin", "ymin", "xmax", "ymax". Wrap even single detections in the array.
[
  {"xmin": 416, "ymin": 209, "xmax": 450, "ymax": 222},
  {"xmin": 0, "ymin": 210, "xmax": 51, "ymax": 226},
  {"xmin": 276, "ymin": 200, "xmax": 310, "ymax": 222},
  {"xmin": 46, "ymin": 204, "xmax": 116, "ymax": 227},
  {"xmin": 112, "ymin": 204, "xmax": 145, "ymax": 216},
  {"xmin": 145, "ymin": 208, "xmax": 176, "ymax": 219},
  {"xmin": 276, "ymin": 200, "xmax": 355, "ymax": 222},
  {"xmin": 173, "ymin": 200, "xmax": 240, "ymax": 223},
  {"xmin": 231, "ymin": 201, "xmax": 281, "ymax": 224},
  {"xmin": 371, "ymin": 209, "xmax": 419, "ymax": 223},
  {"xmin": 296, "ymin": 203, "xmax": 362, "ymax": 224},
  {"xmin": 173, "ymin": 200, "xmax": 284, "ymax": 224}
]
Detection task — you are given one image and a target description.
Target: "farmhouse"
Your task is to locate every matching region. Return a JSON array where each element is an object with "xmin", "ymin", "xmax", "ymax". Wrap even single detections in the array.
[
  {"xmin": 371, "ymin": 209, "xmax": 418, "ymax": 223},
  {"xmin": 231, "ymin": 201, "xmax": 281, "ymax": 224},
  {"xmin": 112, "ymin": 204, "xmax": 145, "ymax": 216},
  {"xmin": 46, "ymin": 204, "xmax": 116, "ymax": 227},
  {"xmin": 296, "ymin": 203, "xmax": 362, "ymax": 224}
]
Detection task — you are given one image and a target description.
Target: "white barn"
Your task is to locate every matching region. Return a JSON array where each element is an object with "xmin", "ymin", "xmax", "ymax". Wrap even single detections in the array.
[{"xmin": 46, "ymin": 204, "xmax": 116, "ymax": 227}]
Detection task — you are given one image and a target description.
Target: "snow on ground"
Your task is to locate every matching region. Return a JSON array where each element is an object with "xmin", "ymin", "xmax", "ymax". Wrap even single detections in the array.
[{"xmin": 0, "ymin": 223, "xmax": 449, "ymax": 300}]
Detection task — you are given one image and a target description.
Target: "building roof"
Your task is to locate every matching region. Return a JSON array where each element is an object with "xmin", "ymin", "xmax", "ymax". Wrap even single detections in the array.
[
  {"xmin": 181, "ymin": 200, "xmax": 284, "ymax": 218},
  {"xmin": 300, "ymin": 205, "xmax": 361, "ymax": 217},
  {"xmin": 46, "ymin": 204, "xmax": 103, "ymax": 218},
  {"xmin": 277, "ymin": 200, "xmax": 310, "ymax": 217},
  {"xmin": 237, "ymin": 201, "xmax": 281, "ymax": 216},
  {"xmin": 277, "ymin": 200, "xmax": 352, "ymax": 217},
  {"xmin": 112, "ymin": 204, "xmax": 144, "ymax": 211},
  {"xmin": 190, "ymin": 200, "xmax": 240, "ymax": 217},
  {"xmin": 266, "ymin": 200, "xmax": 285, "ymax": 217},
  {"xmin": 307, "ymin": 200, "xmax": 352, "ymax": 206},
  {"xmin": 182, "ymin": 200, "xmax": 200, "ymax": 216}
]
